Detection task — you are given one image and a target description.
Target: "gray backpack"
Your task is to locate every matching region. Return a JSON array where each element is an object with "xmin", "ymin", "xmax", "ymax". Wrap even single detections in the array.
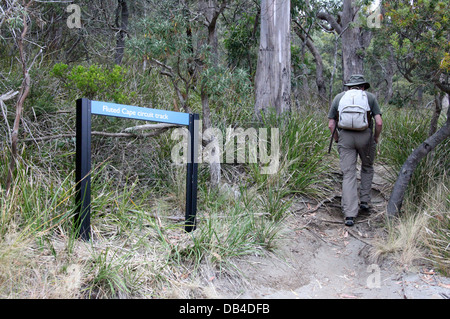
[{"xmin": 337, "ymin": 89, "xmax": 371, "ymax": 131}]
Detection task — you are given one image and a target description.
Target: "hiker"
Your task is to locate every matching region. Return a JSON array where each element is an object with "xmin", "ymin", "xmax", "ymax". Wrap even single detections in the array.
[{"xmin": 327, "ymin": 74, "xmax": 383, "ymax": 226}]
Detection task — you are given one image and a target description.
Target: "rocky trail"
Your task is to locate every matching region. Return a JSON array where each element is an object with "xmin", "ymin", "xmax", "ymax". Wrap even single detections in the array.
[{"xmin": 200, "ymin": 166, "xmax": 450, "ymax": 299}]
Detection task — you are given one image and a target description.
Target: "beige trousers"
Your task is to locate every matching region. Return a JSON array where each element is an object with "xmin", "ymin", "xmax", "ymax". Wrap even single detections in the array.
[{"xmin": 337, "ymin": 128, "xmax": 376, "ymax": 218}]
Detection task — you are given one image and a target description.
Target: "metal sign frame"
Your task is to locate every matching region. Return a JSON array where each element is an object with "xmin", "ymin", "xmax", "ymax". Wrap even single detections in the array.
[{"xmin": 75, "ymin": 98, "xmax": 199, "ymax": 240}]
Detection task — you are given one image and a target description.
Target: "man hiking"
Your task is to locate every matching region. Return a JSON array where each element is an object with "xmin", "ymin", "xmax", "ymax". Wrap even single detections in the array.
[{"xmin": 328, "ymin": 74, "xmax": 383, "ymax": 226}]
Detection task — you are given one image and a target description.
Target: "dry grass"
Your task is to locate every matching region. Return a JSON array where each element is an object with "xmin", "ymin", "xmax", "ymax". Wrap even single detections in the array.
[
  {"xmin": 370, "ymin": 106, "xmax": 449, "ymax": 274},
  {"xmin": 371, "ymin": 172, "xmax": 449, "ymax": 274},
  {"xmin": 421, "ymin": 179, "xmax": 450, "ymax": 275},
  {"xmin": 372, "ymin": 213, "xmax": 429, "ymax": 267},
  {"xmin": 2, "ymin": 101, "xmax": 448, "ymax": 299},
  {"xmin": 0, "ymin": 146, "xmax": 287, "ymax": 298}
]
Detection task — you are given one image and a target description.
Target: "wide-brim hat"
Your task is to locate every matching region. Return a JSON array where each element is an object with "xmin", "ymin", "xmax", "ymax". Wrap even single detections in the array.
[{"xmin": 344, "ymin": 74, "xmax": 370, "ymax": 89}]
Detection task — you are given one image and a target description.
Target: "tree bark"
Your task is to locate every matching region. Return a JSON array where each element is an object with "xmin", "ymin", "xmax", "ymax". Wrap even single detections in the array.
[
  {"xmin": 199, "ymin": 0, "xmax": 227, "ymax": 188},
  {"xmin": 429, "ymin": 92, "xmax": 443, "ymax": 137},
  {"xmin": 114, "ymin": 0, "xmax": 129, "ymax": 65},
  {"xmin": 381, "ymin": 46, "xmax": 395, "ymax": 104},
  {"xmin": 200, "ymin": 0, "xmax": 227, "ymax": 66},
  {"xmin": 254, "ymin": 0, "xmax": 291, "ymax": 118},
  {"xmin": 201, "ymin": 83, "xmax": 221, "ymax": 188},
  {"xmin": 317, "ymin": 0, "xmax": 372, "ymax": 85},
  {"xmin": 293, "ymin": 22, "xmax": 327, "ymax": 102},
  {"xmin": 387, "ymin": 106, "xmax": 450, "ymax": 217},
  {"xmin": 6, "ymin": 7, "xmax": 31, "ymax": 193},
  {"xmin": 340, "ymin": 0, "xmax": 364, "ymax": 83}
]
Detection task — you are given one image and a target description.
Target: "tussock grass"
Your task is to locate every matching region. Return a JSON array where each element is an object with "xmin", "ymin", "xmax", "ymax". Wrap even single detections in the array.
[
  {"xmin": 372, "ymin": 174, "xmax": 449, "ymax": 274},
  {"xmin": 420, "ymin": 175, "xmax": 449, "ymax": 275},
  {"xmin": 3, "ymin": 57, "xmax": 449, "ymax": 298},
  {"xmin": 0, "ymin": 143, "xmax": 288, "ymax": 298},
  {"xmin": 372, "ymin": 212, "xmax": 430, "ymax": 267},
  {"xmin": 378, "ymin": 106, "xmax": 449, "ymax": 202},
  {"xmin": 248, "ymin": 111, "xmax": 331, "ymax": 198},
  {"xmin": 1, "ymin": 62, "xmax": 293, "ymax": 297},
  {"xmin": 372, "ymin": 106, "xmax": 449, "ymax": 273}
]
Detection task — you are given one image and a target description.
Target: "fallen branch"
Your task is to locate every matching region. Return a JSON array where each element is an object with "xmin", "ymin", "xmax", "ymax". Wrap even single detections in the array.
[
  {"xmin": 314, "ymin": 218, "xmax": 342, "ymax": 224},
  {"xmin": 346, "ymin": 229, "xmax": 373, "ymax": 246},
  {"xmin": 23, "ymin": 133, "xmax": 75, "ymax": 142},
  {"xmin": 22, "ymin": 121, "xmax": 181, "ymax": 143},
  {"xmin": 91, "ymin": 130, "xmax": 167, "ymax": 138},
  {"xmin": 304, "ymin": 226, "xmax": 341, "ymax": 247},
  {"xmin": 0, "ymin": 90, "xmax": 19, "ymax": 101},
  {"xmin": 146, "ymin": 212, "xmax": 271, "ymax": 223},
  {"xmin": 294, "ymin": 193, "xmax": 341, "ymax": 215},
  {"xmin": 123, "ymin": 123, "xmax": 181, "ymax": 132},
  {"xmin": 23, "ymin": 129, "xmax": 171, "ymax": 142}
]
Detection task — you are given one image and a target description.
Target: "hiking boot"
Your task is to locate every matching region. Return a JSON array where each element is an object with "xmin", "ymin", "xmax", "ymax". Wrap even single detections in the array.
[
  {"xmin": 360, "ymin": 201, "xmax": 370, "ymax": 212},
  {"xmin": 345, "ymin": 217, "xmax": 354, "ymax": 227}
]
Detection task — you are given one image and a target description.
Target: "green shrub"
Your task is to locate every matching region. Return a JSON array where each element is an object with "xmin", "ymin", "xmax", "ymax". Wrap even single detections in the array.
[{"xmin": 52, "ymin": 63, "xmax": 134, "ymax": 104}]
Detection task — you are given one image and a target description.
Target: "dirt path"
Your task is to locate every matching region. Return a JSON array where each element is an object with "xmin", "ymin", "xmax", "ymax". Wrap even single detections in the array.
[{"xmin": 206, "ymin": 166, "xmax": 450, "ymax": 299}]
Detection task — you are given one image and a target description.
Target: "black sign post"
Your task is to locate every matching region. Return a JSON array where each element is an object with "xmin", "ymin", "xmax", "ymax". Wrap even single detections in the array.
[
  {"xmin": 75, "ymin": 98, "xmax": 91, "ymax": 240},
  {"xmin": 74, "ymin": 98, "xmax": 199, "ymax": 240},
  {"xmin": 185, "ymin": 113, "xmax": 199, "ymax": 232}
]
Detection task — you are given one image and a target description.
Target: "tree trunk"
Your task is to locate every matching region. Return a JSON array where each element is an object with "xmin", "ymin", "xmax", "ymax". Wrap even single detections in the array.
[
  {"xmin": 6, "ymin": 9, "xmax": 31, "ymax": 193},
  {"xmin": 318, "ymin": 0, "xmax": 372, "ymax": 84},
  {"xmin": 199, "ymin": 0, "xmax": 227, "ymax": 188},
  {"xmin": 387, "ymin": 106, "xmax": 450, "ymax": 217},
  {"xmin": 340, "ymin": 0, "xmax": 365, "ymax": 83},
  {"xmin": 383, "ymin": 47, "xmax": 395, "ymax": 103},
  {"xmin": 293, "ymin": 23, "xmax": 327, "ymax": 102},
  {"xmin": 114, "ymin": 0, "xmax": 129, "ymax": 65},
  {"xmin": 201, "ymin": 83, "xmax": 221, "ymax": 188},
  {"xmin": 429, "ymin": 92, "xmax": 443, "ymax": 137},
  {"xmin": 254, "ymin": 0, "xmax": 291, "ymax": 118},
  {"xmin": 200, "ymin": 0, "xmax": 226, "ymax": 66}
]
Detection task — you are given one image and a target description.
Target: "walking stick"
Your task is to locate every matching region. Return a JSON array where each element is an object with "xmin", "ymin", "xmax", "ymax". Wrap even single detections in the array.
[{"xmin": 328, "ymin": 125, "xmax": 337, "ymax": 154}]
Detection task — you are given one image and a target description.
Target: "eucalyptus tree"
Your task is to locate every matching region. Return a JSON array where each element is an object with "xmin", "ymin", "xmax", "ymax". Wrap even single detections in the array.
[
  {"xmin": 129, "ymin": 0, "xmax": 234, "ymax": 187},
  {"xmin": 114, "ymin": 0, "xmax": 129, "ymax": 65},
  {"xmin": 315, "ymin": 0, "xmax": 376, "ymax": 84},
  {"xmin": 254, "ymin": 0, "xmax": 292, "ymax": 118},
  {"xmin": 291, "ymin": 0, "xmax": 332, "ymax": 102}
]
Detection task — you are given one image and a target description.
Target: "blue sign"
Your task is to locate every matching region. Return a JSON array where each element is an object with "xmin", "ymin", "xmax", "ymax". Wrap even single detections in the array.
[{"xmin": 91, "ymin": 100, "xmax": 190, "ymax": 126}]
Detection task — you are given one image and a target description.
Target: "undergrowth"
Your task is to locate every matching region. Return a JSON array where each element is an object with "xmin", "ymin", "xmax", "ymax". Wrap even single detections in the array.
[
  {"xmin": 1, "ymin": 61, "xmax": 449, "ymax": 298},
  {"xmin": 373, "ymin": 106, "xmax": 449, "ymax": 274},
  {"xmin": 0, "ymin": 61, "xmax": 333, "ymax": 298}
]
